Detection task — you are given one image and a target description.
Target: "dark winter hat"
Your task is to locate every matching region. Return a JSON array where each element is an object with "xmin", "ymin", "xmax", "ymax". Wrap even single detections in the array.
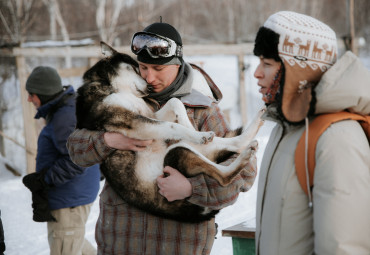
[
  {"xmin": 253, "ymin": 26, "xmax": 281, "ymax": 62},
  {"xmin": 26, "ymin": 66, "xmax": 63, "ymax": 96},
  {"xmin": 135, "ymin": 22, "xmax": 183, "ymax": 65}
]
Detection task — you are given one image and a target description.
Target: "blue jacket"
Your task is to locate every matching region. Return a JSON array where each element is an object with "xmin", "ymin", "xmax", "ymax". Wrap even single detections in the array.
[{"xmin": 35, "ymin": 85, "xmax": 100, "ymax": 210}]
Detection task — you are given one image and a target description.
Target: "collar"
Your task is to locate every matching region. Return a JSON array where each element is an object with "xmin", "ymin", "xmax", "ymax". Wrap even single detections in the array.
[{"xmin": 35, "ymin": 86, "xmax": 74, "ymax": 119}]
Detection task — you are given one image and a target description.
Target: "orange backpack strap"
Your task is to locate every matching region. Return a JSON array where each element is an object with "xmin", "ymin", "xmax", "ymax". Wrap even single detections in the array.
[{"xmin": 295, "ymin": 111, "xmax": 368, "ymax": 196}]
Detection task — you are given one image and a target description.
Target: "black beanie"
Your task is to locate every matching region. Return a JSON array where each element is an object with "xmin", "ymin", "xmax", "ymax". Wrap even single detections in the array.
[
  {"xmin": 253, "ymin": 26, "xmax": 281, "ymax": 62},
  {"xmin": 136, "ymin": 22, "xmax": 183, "ymax": 65},
  {"xmin": 26, "ymin": 66, "xmax": 63, "ymax": 96}
]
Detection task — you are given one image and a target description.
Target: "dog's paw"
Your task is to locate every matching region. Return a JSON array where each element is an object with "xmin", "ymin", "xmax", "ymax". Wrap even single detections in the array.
[
  {"xmin": 248, "ymin": 140, "xmax": 259, "ymax": 152},
  {"xmin": 259, "ymin": 107, "xmax": 266, "ymax": 115},
  {"xmin": 240, "ymin": 140, "xmax": 259, "ymax": 159},
  {"xmin": 200, "ymin": 131, "xmax": 215, "ymax": 144}
]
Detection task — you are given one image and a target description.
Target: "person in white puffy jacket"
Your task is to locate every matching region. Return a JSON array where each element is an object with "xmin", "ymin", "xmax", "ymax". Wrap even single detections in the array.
[{"xmin": 253, "ymin": 11, "xmax": 370, "ymax": 255}]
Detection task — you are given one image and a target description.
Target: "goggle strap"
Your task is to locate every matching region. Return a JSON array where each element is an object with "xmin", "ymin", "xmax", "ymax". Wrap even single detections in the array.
[{"xmin": 176, "ymin": 45, "xmax": 183, "ymax": 57}]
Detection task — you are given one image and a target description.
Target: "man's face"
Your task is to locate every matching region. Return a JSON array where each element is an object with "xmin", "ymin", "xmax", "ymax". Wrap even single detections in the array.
[
  {"xmin": 138, "ymin": 62, "xmax": 180, "ymax": 93},
  {"xmin": 254, "ymin": 56, "xmax": 282, "ymax": 103},
  {"xmin": 27, "ymin": 93, "xmax": 41, "ymax": 109}
]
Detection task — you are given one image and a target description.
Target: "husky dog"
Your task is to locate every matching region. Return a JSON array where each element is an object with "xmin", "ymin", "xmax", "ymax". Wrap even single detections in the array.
[{"xmin": 76, "ymin": 42, "xmax": 264, "ymax": 223}]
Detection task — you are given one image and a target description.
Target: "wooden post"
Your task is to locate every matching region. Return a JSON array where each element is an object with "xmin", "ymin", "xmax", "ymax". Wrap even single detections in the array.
[
  {"xmin": 16, "ymin": 56, "xmax": 37, "ymax": 173},
  {"xmin": 238, "ymin": 54, "xmax": 247, "ymax": 125},
  {"xmin": 349, "ymin": 0, "xmax": 357, "ymax": 55}
]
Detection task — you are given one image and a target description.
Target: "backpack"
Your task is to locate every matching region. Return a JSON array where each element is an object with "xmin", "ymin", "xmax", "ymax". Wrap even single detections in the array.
[{"xmin": 295, "ymin": 111, "xmax": 370, "ymax": 196}]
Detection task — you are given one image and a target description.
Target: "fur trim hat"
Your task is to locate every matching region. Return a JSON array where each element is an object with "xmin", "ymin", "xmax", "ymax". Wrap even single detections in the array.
[
  {"xmin": 136, "ymin": 22, "xmax": 183, "ymax": 65},
  {"xmin": 255, "ymin": 11, "xmax": 338, "ymax": 123},
  {"xmin": 26, "ymin": 66, "xmax": 63, "ymax": 96}
]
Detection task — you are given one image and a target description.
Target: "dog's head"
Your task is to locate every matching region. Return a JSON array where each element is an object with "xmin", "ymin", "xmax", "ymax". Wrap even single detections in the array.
[
  {"xmin": 83, "ymin": 42, "xmax": 148, "ymax": 98},
  {"xmin": 76, "ymin": 42, "xmax": 149, "ymax": 129}
]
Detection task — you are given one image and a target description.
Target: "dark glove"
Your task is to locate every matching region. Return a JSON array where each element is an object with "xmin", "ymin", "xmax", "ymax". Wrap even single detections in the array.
[
  {"xmin": 22, "ymin": 171, "xmax": 56, "ymax": 222},
  {"xmin": 22, "ymin": 172, "xmax": 48, "ymax": 192},
  {"xmin": 31, "ymin": 189, "xmax": 56, "ymax": 222}
]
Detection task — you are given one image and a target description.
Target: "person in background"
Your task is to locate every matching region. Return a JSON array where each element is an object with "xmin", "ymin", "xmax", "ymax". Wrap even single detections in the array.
[
  {"xmin": 0, "ymin": 210, "xmax": 5, "ymax": 255},
  {"xmin": 22, "ymin": 66, "xmax": 100, "ymax": 255},
  {"xmin": 67, "ymin": 21, "xmax": 257, "ymax": 255},
  {"xmin": 253, "ymin": 11, "xmax": 370, "ymax": 254}
]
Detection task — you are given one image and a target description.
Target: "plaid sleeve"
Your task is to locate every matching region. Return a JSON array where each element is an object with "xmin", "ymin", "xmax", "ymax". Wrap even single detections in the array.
[
  {"xmin": 67, "ymin": 128, "xmax": 115, "ymax": 167},
  {"xmin": 186, "ymin": 103, "xmax": 257, "ymax": 210}
]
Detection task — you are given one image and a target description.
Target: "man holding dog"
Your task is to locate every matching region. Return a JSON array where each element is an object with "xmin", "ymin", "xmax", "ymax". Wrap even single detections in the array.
[{"xmin": 67, "ymin": 22, "xmax": 257, "ymax": 255}]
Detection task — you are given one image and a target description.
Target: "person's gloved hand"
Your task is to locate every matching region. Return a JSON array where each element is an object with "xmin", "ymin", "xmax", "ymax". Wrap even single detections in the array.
[
  {"xmin": 31, "ymin": 189, "xmax": 56, "ymax": 222},
  {"xmin": 22, "ymin": 171, "xmax": 56, "ymax": 222},
  {"xmin": 22, "ymin": 171, "xmax": 49, "ymax": 192}
]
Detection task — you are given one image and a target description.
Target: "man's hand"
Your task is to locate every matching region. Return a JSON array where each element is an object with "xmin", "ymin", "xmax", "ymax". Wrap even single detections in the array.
[
  {"xmin": 104, "ymin": 132, "xmax": 153, "ymax": 151},
  {"xmin": 156, "ymin": 166, "xmax": 192, "ymax": 202}
]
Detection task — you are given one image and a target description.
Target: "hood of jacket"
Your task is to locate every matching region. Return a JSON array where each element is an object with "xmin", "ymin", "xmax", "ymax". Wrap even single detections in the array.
[
  {"xmin": 178, "ymin": 63, "xmax": 219, "ymax": 107},
  {"xmin": 314, "ymin": 51, "xmax": 370, "ymax": 116},
  {"xmin": 35, "ymin": 85, "xmax": 75, "ymax": 120}
]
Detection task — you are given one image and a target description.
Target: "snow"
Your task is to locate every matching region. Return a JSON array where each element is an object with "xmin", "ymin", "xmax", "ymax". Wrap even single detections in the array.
[
  {"xmin": 0, "ymin": 54, "xmax": 274, "ymax": 255},
  {"xmin": 22, "ymin": 39, "xmax": 95, "ymax": 48}
]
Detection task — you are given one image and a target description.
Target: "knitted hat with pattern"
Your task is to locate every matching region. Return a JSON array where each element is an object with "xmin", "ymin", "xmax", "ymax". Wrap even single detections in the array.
[{"xmin": 254, "ymin": 11, "xmax": 338, "ymax": 123}]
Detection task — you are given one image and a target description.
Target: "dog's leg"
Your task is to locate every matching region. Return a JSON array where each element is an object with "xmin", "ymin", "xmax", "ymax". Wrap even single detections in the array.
[
  {"xmin": 237, "ymin": 107, "xmax": 265, "ymax": 146},
  {"xmin": 189, "ymin": 108, "xmax": 265, "ymax": 160},
  {"xmin": 131, "ymin": 118, "xmax": 215, "ymax": 144},
  {"xmin": 215, "ymin": 107, "xmax": 264, "ymax": 150},
  {"xmin": 101, "ymin": 104, "xmax": 214, "ymax": 144},
  {"xmin": 155, "ymin": 98, "xmax": 195, "ymax": 130},
  {"xmin": 164, "ymin": 140, "xmax": 258, "ymax": 186}
]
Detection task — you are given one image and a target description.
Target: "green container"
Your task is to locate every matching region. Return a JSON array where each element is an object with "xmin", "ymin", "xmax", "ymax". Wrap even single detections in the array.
[{"xmin": 231, "ymin": 237, "xmax": 255, "ymax": 255}]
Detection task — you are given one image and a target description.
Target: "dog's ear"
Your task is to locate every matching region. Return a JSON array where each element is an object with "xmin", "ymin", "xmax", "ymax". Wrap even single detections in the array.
[{"xmin": 101, "ymin": 41, "xmax": 117, "ymax": 57}]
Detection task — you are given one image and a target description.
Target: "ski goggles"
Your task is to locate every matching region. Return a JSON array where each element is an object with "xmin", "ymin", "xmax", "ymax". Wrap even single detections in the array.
[{"xmin": 131, "ymin": 32, "xmax": 183, "ymax": 58}]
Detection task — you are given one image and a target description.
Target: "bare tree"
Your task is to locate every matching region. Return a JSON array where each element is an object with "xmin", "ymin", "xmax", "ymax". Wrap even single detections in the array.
[
  {"xmin": 0, "ymin": 0, "xmax": 369, "ymax": 50},
  {"xmin": 96, "ymin": 0, "xmax": 125, "ymax": 45},
  {"xmin": 40, "ymin": 0, "xmax": 71, "ymax": 66},
  {"xmin": 0, "ymin": 0, "xmax": 43, "ymax": 45},
  {"xmin": 42, "ymin": 0, "xmax": 69, "ymax": 42}
]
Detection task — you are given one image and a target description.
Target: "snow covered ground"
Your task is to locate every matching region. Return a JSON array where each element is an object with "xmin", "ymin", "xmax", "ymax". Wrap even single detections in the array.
[{"xmin": 0, "ymin": 54, "xmax": 274, "ymax": 254}]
